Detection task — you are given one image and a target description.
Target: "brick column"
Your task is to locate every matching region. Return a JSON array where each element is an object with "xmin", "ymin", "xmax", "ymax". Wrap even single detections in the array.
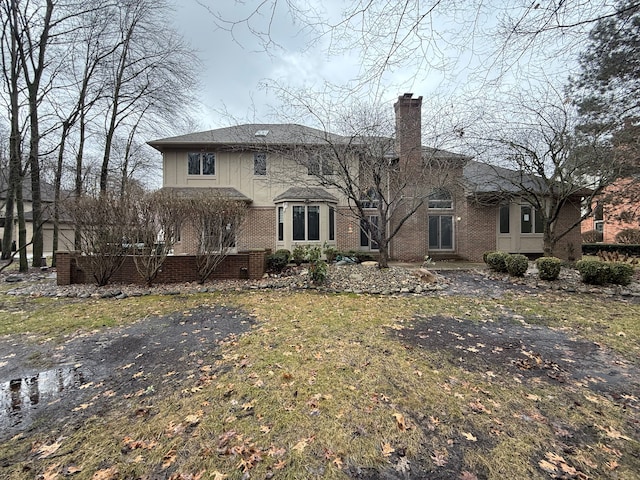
[
  {"xmin": 247, "ymin": 249, "xmax": 267, "ymax": 279},
  {"xmin": 56, "ymin": 251, "xmax": 72, "ymax": 285}
]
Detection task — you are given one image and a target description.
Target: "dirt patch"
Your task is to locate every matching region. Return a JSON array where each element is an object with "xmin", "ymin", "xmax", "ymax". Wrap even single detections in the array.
[{"xmin": 0, "ymin": 305, "xmax": 255, "ymax": 440}]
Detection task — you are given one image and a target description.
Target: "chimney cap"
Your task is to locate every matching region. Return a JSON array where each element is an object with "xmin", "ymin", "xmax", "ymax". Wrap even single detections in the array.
[{"xmin": 403, "ymin": 93, "xmax": 413, "ymax": 98}]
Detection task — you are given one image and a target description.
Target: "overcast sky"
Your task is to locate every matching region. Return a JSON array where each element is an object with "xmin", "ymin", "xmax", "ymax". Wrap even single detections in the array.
[{"xmin": 169, "ymin": 0, "xmax": 598, "ymax": 134}]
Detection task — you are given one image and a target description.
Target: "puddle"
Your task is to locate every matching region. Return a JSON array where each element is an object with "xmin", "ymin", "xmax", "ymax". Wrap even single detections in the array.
[{"xmin": 0, "ymin": 365, "xmax": 88, "ymax": 431}]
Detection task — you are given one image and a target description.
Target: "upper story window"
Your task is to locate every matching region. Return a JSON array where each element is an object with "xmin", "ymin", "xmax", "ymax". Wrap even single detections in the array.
[
  {"xmin": 360, "ymin": 187, "xmax": 379, "ymax": 209},
  {"xmin": 428, "ymin": 188, "xmax": 453, "ymax": 209},
  {"xmin": 307, "ymin": 153, "xmax": 333, "ymax": 176},
  {"xmin": 188, "ymin": 152, "xmax": 215, "ymax": 175},
  {"xmin": 254, "ymin": 152, "xmax": 267, "ymax": 175}
]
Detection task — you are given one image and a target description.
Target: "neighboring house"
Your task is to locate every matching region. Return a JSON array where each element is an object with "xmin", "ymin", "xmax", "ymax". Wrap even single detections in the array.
[
  {"xmin": 0, "ymin": 176, "xmax": 75, "ymax": 257},
  {"xmin": 581, "ymin": 176, "xmax": 640, "ymax": 243},
  {"xmin": 148, "ymin": 94, "xmax": 583, "ymax": 262}
]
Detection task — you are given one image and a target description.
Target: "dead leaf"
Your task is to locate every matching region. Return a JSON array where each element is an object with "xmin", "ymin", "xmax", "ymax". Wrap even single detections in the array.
[
  {"xmin": 211, "ymin": 472, "xmax": 228, "ymax": 480},
  {"xmin": 37, "ymin": 438, "xmax": 64, "ymax": 458},
  {"xmin": 260, "ymin": 425, "xmax": 271, "ymax": 434},
  {"xmin": 461, "ymin": 432, "xmax": 477, "ymax": 442},
  {"xmin": 459, "ymin": 472, "xmax": 479, "ymax": 480},
  {"xmin": 381, "ymin": 443, "xmax": 395, "ymax": 457},
  {"xmin": 91, "ymin": 467, "xmax": 118, "ymax": 480},
  {"xmin": 538, "ymin": 459, "xmax": 557, "ymax": 474},
  {"xmin": 292, "ymin": 438, "xmax": 309, "ymax": 453},
  {"xmin": 42, "ymin": 463, "xmax": 60, "ymax": 480},
  {"xmin": 393, "ymin": 413, "xmax": 409, "ymax": 431},
  {"xmin": 333, "ymin": 456, "xmax": 344, "ymax": 469},
  {"xmin": 431, "ymin": 450, "xmax": 448, "ymax": 467},
  {"xmin": 184, "ymin": 412, "xmax": 202, "ymax": 425},
  {"xmin": 606, "ymin": 460, "xmax": 619, "ymax": 470},
  {"xmin": 162, "ymin": 448, "xmax": 177, "ymax": 469}
]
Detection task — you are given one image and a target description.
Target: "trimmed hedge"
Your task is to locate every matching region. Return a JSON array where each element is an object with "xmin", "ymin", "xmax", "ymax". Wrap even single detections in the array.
[
  {"xmin": 582, "ymin": 243, "xmax": 640, "ymax": 256},
  {"xmin": 576, "ymin": 260, "xmax": 635, "ymax": 286},
  {"xmin": 609, "ymin": 263, "xmax": 635, "ymax": 286},
  {"xmin": 536, "ymin": 257, "xmax": 562, "ymax": 281},
  {"xmin": 485, "ymin": 251, "xmax": 510, "ymax": 273},
  {"xmin": 505, "ymin": 254, "xmax": 529, "ymax": 277}
]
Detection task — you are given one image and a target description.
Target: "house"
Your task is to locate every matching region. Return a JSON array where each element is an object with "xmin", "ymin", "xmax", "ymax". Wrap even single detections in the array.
[
  {"xmin": 0, "ymin": 176, "xmax": 75, "ymax": 257},
  {"xmin": 581, "ymin": 176, "xmax": 640, "ymax": 243},
  {"xmin": 148, "ymin": 94, "xmax": 583, "ymax": 262}
]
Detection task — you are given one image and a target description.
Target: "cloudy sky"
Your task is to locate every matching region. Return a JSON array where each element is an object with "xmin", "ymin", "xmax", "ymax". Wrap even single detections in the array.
[{"xmin": 168, "ymin": 0, "xmax": 605, "ymax": 134}]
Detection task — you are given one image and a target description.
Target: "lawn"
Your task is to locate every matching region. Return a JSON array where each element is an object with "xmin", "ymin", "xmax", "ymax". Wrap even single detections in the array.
[{"xmin": 0, "ymin": 289, "xmax": 638, "ymax": 479}]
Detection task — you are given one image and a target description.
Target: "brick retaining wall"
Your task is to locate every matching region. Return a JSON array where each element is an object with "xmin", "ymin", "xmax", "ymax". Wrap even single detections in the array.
[{"xmin": 56, "ymin": 250, "xmax": 269, "ymax": 286}]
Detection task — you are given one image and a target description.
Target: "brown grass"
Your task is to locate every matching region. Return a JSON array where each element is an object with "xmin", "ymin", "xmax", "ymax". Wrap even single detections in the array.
[{"xmin": 0, "ymin": 290, "xmax": 638, "ymax": 479}]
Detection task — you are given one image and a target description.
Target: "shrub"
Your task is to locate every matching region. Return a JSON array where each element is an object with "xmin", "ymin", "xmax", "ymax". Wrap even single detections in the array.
[
  {"xmin": 306, "ymin": 245, "xmax": 327, "ymax": 284},
  {"xmin": 536, "ymin": 257, "xmax": 562, "ymax": 281},
  {"xmin": 323, "ymin": 243, "xmax": 338, "ymax": 263},
  {"xmin": 582, "ymin": 229, "xmax": 603, "ymax": 243},
  {"xmin": 583, "ymin": 243, "xmax": 640, "ymax": 256},
  {"xmin": 267, "ymin": 249, "xmax": 290, "ymax": 273},
  {"xmin": 615, "ymin": 228, "xmax": 640, "ymax": 244},
  {"xmin": 482, "ymin": 251, "xmax": 496, "ymax": 264},
  {"xmin": 505, "ymin": 254, "xmax": 529, "ymax": 277},
  {"xmin": 576, "ymin": 260, "xmax": 610, "ymax": 285},
  {"xmin": 485, "ymin": 251, "xmax": 510, "ymax": 273},
  {"xmin": 291, "ymin": 245, "xmax": 308, "ymax": 266},
  {"xmin": 608, "ymin": 263, "xmax": 635, "ymax": 286}
]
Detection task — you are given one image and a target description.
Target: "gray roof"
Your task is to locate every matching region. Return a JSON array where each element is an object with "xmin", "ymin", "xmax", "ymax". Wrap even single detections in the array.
[
  {"xmin": 273, "ymin": 187, "xmax": 338, "ymax": 203},
  {"xmin": 0, "ymin": 173, "xmax": 57, "ymax": 203},
  {"xmin": 148, "ymin": 124, "xmax": 350, "ymax": 152},
  {"xmin": 462, "ymin": 160, "xmax": 592, "ymax": 197},
  {"xmin": 160, "ymin": 187, "xmax": 252, "ymax": 202},
  {"xmin": 148, "ymin": 123, "xmax": 467, "ymax": 162}
]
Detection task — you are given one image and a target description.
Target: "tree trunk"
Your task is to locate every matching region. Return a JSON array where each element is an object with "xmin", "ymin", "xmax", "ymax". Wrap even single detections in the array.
[
  {"xmin": 16, "ymin": 176, "xmax": 28, "ymax": 272},
  {"xmin": 52, "ymin": 122, "xmax": 71, "ymax": 267}
]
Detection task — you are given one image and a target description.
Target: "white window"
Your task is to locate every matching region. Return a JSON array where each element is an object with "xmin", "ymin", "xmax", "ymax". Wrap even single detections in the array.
[{"xmin": 188, "ymin": 152, "xmax": 215, "ymax": 175}]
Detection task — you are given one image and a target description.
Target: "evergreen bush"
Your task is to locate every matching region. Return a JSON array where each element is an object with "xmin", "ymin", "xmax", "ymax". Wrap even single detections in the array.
[
  {"xmin": 576, "ymin": 260, "xmax": 610, "ymax": 285},
  {"xmin": 608, "ymin": 263, "xmax": 635, "ymax": 286},
  {"xmin": 485, "ymin": 251, "xmax": 510, "ymax": 273},
  {"xmin": 536, "ymin": 257, "xmax": 562, "ymax": 281},
  {"xmin": 506, "ymin": 254, "xmax": 529, "ymax": 277},
  {"xmin": 267, "ymin": 249, "xmax": 291, "ymax": 273}
]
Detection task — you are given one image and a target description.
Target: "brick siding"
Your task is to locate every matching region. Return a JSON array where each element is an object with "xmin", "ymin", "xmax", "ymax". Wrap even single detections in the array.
[{"xmin": 56, "ymin": 250, "xmax": 269, "ymax": 286}]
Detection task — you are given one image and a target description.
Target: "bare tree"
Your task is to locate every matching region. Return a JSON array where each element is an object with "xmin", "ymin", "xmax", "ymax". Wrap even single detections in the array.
[
  {"xmin": 186, "ymin": 193, "xmax": 248, "ymax": 284},
  {"xmin": 268, "ymin": 93, "xmax": 461, "ymax": 268},
  {"xmin": 98, "ymin": 0, "xmax": 199, "ymax": 194},
  {"xmin": 130, "ymin": 189, "xmax": 184, "ymax": 286},
  {"xmin": 466, "ymin": 89, "xmax": 620, "ymax": 257},
  {"xmin": 65, "ymin": 192, "xmax": 134, "ymax": 286}
]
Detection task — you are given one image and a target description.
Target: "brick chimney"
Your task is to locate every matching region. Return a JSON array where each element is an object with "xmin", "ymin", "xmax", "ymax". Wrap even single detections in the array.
[{"xmin": 394, "ymin": 93, "xmax": 422, "ymax": 168}]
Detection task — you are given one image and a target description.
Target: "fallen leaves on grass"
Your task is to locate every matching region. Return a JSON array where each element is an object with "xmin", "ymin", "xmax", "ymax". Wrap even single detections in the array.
[
  {"xmin": 35, "ymin": 437, "xmax": 64, "ymax": 458},
  {"xmin": 538, "ymin": 452, "xmax": 585, "ymax": 479},
  {"xmin": 92, "ymin": 466, "xmax": 118, "ymax": 479}
]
